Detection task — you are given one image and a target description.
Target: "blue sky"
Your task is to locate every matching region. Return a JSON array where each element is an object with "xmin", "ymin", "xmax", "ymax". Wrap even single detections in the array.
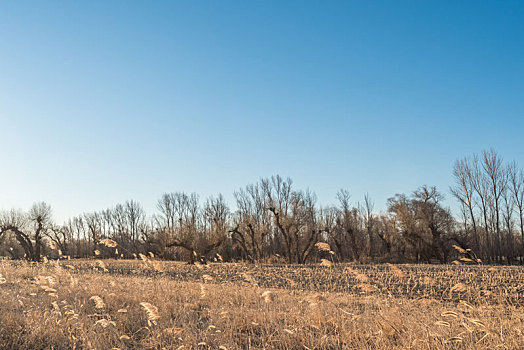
[{"xmin": 1, "ymin": 1, "xmax": 523, "ymax": 222}]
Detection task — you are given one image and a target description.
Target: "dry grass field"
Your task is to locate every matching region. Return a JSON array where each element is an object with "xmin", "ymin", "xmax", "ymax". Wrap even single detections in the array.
[{"xmin": 1, "ymin": 258, "xmax": 523, "ymax": 349}]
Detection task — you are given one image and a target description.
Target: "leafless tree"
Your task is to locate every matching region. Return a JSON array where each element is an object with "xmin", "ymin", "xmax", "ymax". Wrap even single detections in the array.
[
  {"xmin": 482, "ymin": 149, "xmax": 507, "ymax": 262},
  {"xmin": 387, "ymin": 187, "xmax": 453, "ymax": 263},
  {"xmin": 502, "ymin": 187, "xmax": 515, "ymax": 263},
  {"xmin": 470, "ymin": 154, "xmax": 493, "ymax": 261},
  {"xmin": 451, "ymin": 157, "xmax": 479, "ymax": 252},
  {"xmin": 413, "ymin": 186, "xmax": 454, "ymax": 262},
  {"xmin": 363, "ymin": 193, "xmax": 375, "ymax": 258},
  {"xmin": 84, "ymin": 212, "xmax": 102, "ymax": 256},
  {"xmin": 230, "ymin": 183, "xmax": 271, "ymax": 262},
  {"xmin": 0, "ymin": 202, "xmax": 53, "ymax": 261},
  {"xmin": 262, "ymin": 176, "xmax": 321, "ymax": 264},
  {"xmin": 153, "ymin": 192, "xmax": 227, "ymax": 262},
  {"xmin": 387, "ymin": 194, "xmax": 425, "ymax": 261},
  {"xmin": 325, "ymin": 189, "xmax": 365, "ymax": 261},
  {"xmin": 45, "ymin": 223, "xmax": 72, "ymax": 256},
  {"xmin": 375, "ymin": 213, "xmax": 396, "ymax": 258},
  {"xmin": 508, "ymin": 162, "xmax": 524, "ymax": 259}
]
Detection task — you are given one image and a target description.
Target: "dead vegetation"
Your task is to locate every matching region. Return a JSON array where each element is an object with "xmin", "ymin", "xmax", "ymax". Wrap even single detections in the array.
[{"xmin": 0, "ymin": 258, "xmax": 523, "ymax": 349}]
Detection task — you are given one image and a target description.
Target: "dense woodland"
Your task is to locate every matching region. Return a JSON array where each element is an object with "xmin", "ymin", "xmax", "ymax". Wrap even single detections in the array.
[{"xmin": 1, "ymin": 149, "xmax": 523, "ymax": 264}]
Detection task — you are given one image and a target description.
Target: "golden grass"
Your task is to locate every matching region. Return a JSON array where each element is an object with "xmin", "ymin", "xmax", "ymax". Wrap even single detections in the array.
[{"xmin": 0, "ymin": 259, "xmax": 523, "ymax": 349}]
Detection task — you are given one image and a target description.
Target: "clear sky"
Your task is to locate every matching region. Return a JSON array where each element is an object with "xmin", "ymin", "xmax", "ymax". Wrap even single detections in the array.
[{"xmin": 1, "ymin": 1, "xmax": 523, "ymax": 222}]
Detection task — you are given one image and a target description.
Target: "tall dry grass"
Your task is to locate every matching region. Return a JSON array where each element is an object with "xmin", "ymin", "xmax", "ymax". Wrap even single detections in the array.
[{"xmin": 0, "ymin": 258, "xmax": 523, "ymax": 349}]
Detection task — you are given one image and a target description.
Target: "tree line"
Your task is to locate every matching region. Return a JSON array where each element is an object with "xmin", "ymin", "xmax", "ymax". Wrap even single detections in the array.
[{"xmin": 1, "ymin": 149, "xmax": 523, "ymax": 264}]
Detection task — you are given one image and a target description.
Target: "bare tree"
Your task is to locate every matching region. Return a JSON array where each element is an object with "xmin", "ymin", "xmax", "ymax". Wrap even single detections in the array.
[
  {"xmin": 84, "ymin": 212, "xmax": 102, "ymax": 256},
  {"xmin": 45, "ymin": 223, "xmax": 72, "ymax": 256},
  {"xmin": 363, "ymin": 193, "xmax": 375, "ymax": 258},
  {"xmin": 153, "ymin": 192, "xmax": 227, "ymax": 262},
  {"xmin": 262, "ymin": 176, "xmax": 321, "ymax": 264},
  {"xmin": 470, "ymin": 154, "xmax": 493, "ymax": 261},
  {"xmin": 325, "ymin": 189, "xmax": 366, "ymax": 261},
  {"xmin": 375, "ymin": 213, "xmax": 396, "ymax": 258},
  {"xmin": 124, "ymin": 200, "xmax": 147, "ymax": 248},
  {"xmin": 482, "ymin": 149, "xmax": 507, "ymax": 262},
  {"xmin": 502, "ymin": 187, "xmax": 515, "ymax": 263},
  {"xmin": 508, "ymin": 162, "xmax": 524, "ymax": 260},
  {"xmin": 0, "ymin": 202, "xmax": 53, "ymax": 261},
  {"xmin": 27, "ymin": 202, "xmax": 53, "ymax": 260},
  {"xmin": 387, "ymin": 187, "xmax": 453, "ymax": 263},
  {"xmin": 0, "ymin": 209, "xmax": 29, "ymax": 258},
  {"xmin": 156, "ymin": 193, "xmax": 177, "ymax": 231},
  {"xmin": 202, "ymin": 194, "xmax": 230, "ymax": 259},
  {"xmin": 230, "ymin": 183, "xmax": 272, "ymax": 262},
  {"xmin": 387, "ymin": 194, "xmax": 425, "ymax": 261},
  {"xmin": 451, "ymin": 157, "xmax": 479, "ymax": 252},
  {"xmin": 413, "ymin": 186, "xmax": 454, "ymax": 262}
]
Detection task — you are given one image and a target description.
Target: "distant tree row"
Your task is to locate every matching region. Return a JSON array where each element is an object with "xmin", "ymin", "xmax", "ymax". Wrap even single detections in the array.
[{"xmin": 1, "ymin": 149, "xmax": 523, "ymax": 264}]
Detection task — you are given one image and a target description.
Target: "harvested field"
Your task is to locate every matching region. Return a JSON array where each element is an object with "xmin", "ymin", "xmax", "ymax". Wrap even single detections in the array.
[{"xmin": 67, "ymin": 259, "xmax": 524, "ymax": 305}]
